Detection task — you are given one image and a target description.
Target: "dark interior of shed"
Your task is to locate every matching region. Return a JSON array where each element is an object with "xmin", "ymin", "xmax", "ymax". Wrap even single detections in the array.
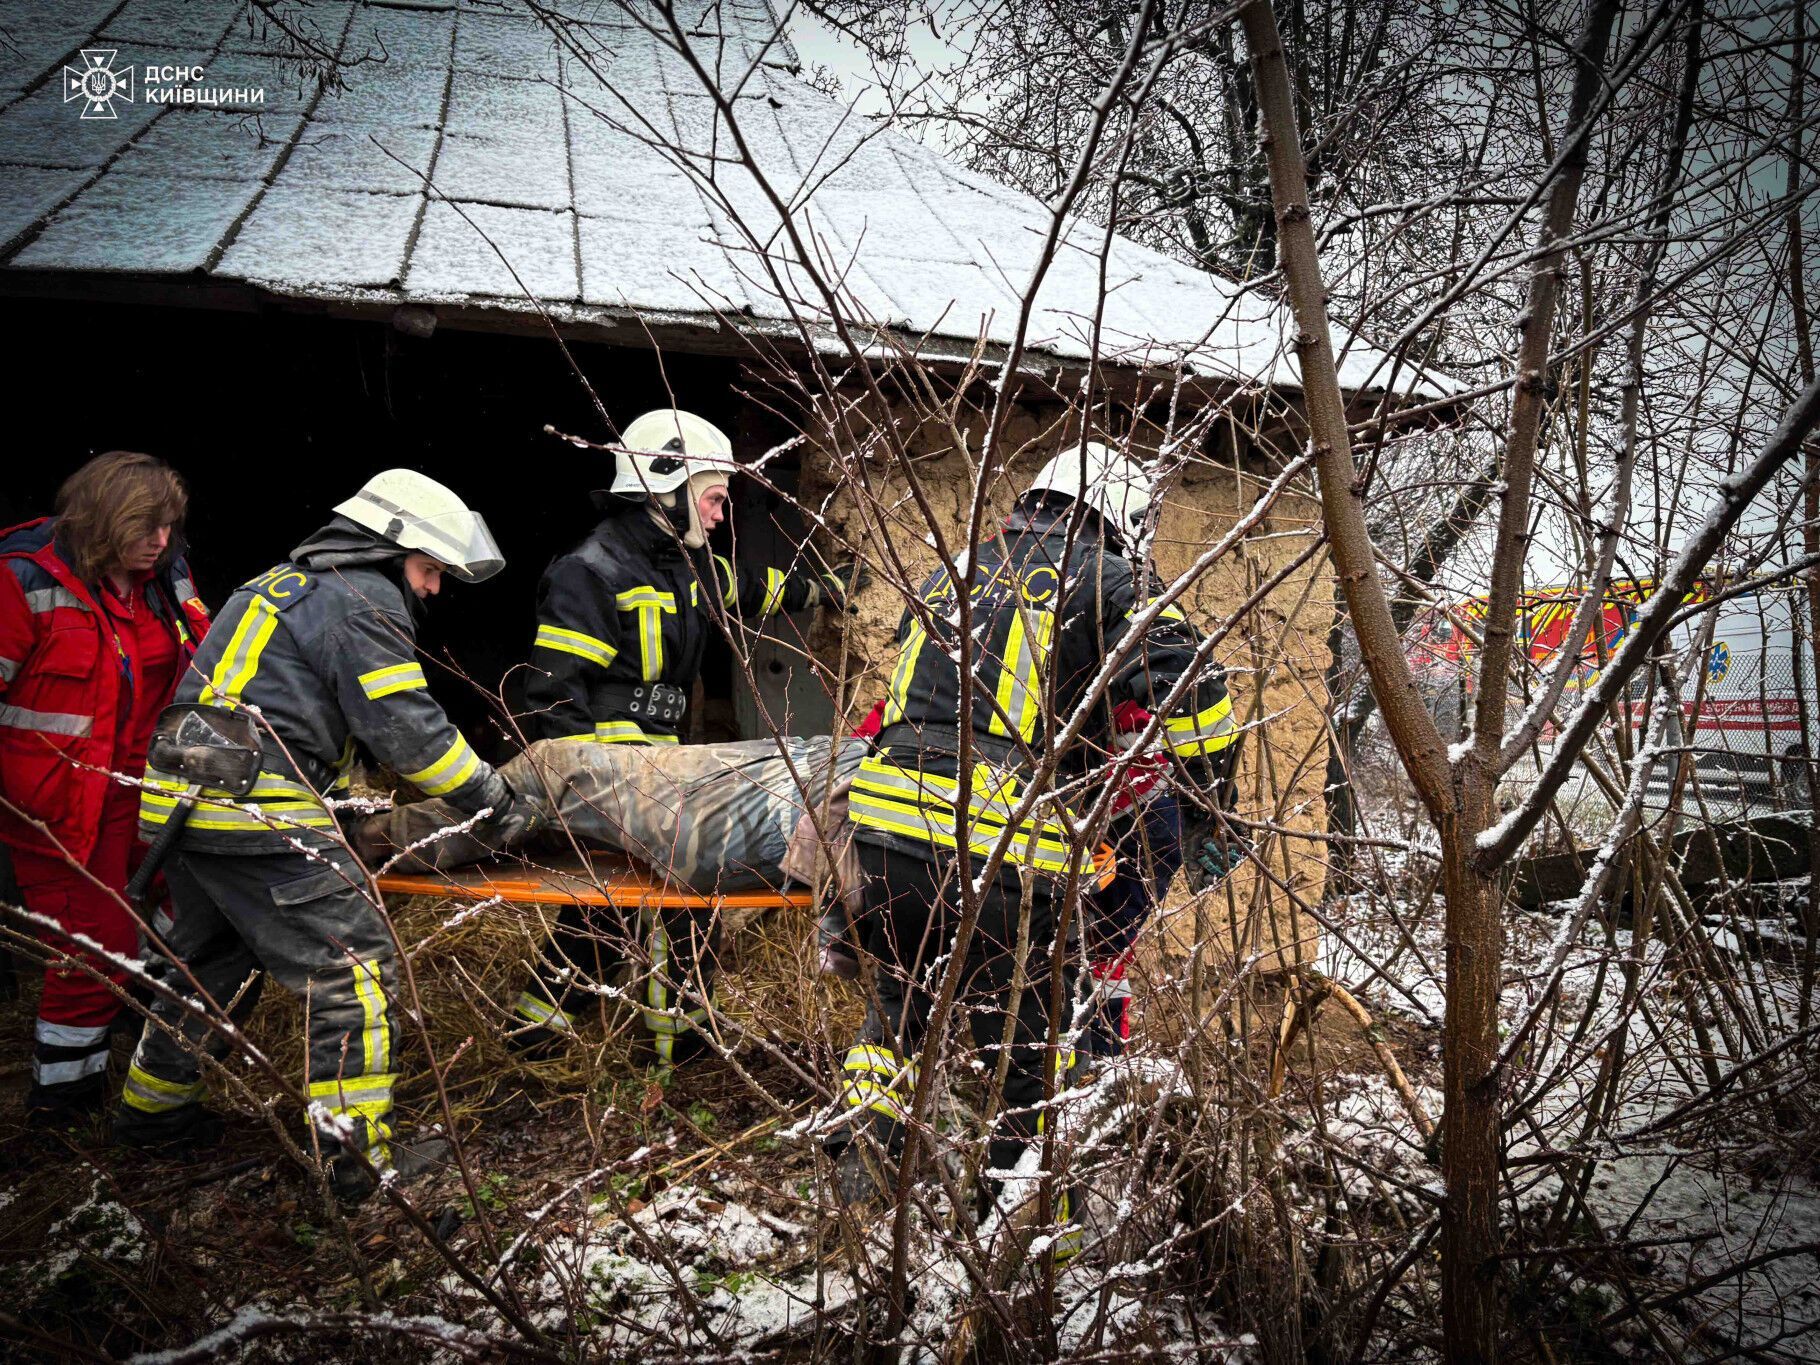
[{"xmin": 3, "ymin": 294, "xmax": 824, "ymax": 759}]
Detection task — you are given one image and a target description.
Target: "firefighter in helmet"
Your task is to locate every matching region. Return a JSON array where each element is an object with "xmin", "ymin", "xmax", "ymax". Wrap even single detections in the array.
[
  {"xmin": 826, "ymin": 439, "xmax": 1241, "ymax": 1259},
  {"xmin": 515, "ymin": 408, "xmax": 853, "ymax": 1064},
  {"xmin": 114, "ymin": 470, "xmax": 533, "ymax": 1201}
]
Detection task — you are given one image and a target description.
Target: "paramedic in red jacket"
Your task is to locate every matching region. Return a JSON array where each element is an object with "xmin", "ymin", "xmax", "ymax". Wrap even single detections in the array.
[{"xmin": 0, "ymin": 452, "xmax": 210, "ymax": 1122}]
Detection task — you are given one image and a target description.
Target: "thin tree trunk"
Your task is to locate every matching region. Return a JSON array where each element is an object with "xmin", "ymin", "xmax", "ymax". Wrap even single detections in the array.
[
  {"xmin": 1235, "ymin": 3, "xmax": 1492, "ymax": 1356},
  {"xmin": 1786, "ymin": 26, "xmax": 1820, "ymax": 1040}
]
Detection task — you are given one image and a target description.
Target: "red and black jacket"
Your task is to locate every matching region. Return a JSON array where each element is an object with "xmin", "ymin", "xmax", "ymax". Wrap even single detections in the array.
[{"xmin": 0, "ymin": 518, "xmax": 209, "ymax": 861}]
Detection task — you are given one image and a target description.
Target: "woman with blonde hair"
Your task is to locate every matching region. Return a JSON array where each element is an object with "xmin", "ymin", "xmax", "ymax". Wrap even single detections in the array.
[{"xmin": 0, "ymin": 451, "xmax": 210, "ymax": 1123}]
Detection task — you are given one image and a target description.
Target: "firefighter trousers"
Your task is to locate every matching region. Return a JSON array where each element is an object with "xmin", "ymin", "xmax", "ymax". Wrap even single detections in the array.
[
  {"xmin": 832, "ymin": 840, "xmax": 1076, "ymax": 1189},
  {"xmin": 517, "ymin": 900, "xmax": 719, "ymax": 1065},
  {"xmin": 122, "ymin": 847, "xmax": 400, "ymax": 1161}
]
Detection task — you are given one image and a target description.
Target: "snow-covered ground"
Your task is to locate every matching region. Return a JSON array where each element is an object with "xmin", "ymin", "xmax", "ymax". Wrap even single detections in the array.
[{"xmin": 1321, "ymin": 879, "xmax": 1820, "ymax": 1360}]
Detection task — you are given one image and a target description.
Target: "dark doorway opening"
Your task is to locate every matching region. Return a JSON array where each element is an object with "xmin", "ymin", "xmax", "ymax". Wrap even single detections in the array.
[{"xmin": 5, "ymin": 294, "xmax": 822, "ymax": 755}]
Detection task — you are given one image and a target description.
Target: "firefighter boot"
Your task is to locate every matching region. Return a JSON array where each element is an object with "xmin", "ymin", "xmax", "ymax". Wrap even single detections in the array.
[
  {"xmin": 329, "ymin": 1135, "xmax": 451, "ymax": 1205},
  {"xmin": 113, "ymin": 1101, "xmax": 226, "ymax": 1153},
  {"xmin": 831, "ymin": 1135, "xmax": 894, "ymax": 1209},
  {"xmin": 25, "ymin": 1071, "xmax": 109, "ymax": 1130}
]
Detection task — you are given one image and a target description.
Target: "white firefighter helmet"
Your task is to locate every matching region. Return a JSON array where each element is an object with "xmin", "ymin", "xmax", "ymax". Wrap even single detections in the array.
[
  {"xmin": 1027, "ymin": 440, "xmax": 1155, "ymax": 548},
  {"xmin": 608, "ymin": 409, "xmax": 741, "ymax": 498},
  {"xmin": 333, "ymin": 469, "xmax": 505, "ymax": 583}
]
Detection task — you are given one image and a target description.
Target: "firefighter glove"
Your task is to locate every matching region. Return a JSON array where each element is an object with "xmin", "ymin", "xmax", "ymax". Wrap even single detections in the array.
[
  {"xmin": 479, "ymin": 790, "xmax": 541, "ymax": 849},
  {"xmin": 821, "ymin": 561, "xmax": 872, "ymax": 613},
  {"xmin": 1182, "ymin": 811, "xmax": 1243, "ymax": 893}
]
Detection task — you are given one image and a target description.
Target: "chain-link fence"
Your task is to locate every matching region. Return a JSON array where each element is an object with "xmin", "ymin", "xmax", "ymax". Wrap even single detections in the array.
[{"xmin": 1643, "ymin": 646, "xmax": 1817, "ymax": 817}]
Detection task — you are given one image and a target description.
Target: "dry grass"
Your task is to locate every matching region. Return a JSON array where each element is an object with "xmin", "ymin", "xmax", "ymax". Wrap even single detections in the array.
[{"xmin": 224, "ymin": 893, "xmax": 868, "ymax": 1133}]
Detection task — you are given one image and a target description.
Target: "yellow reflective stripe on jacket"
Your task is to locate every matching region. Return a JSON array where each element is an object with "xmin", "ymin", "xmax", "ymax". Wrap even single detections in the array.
[
  {"xmin": 761, "ymin": 566, "xmax": 787, "ymax": 616},
  {"xmin": 356, "ymin": 662, "xmax": 427, "ymax": 700},
  {"xmin": 881, "ymin": 617, "xmax": 930, "ymax": 727},
  {"xmin": 848, "ymin": 791, "xmax": 1086, "ymax": 874},
  {"xmin": 594, "ymin": 720, "xmax": 679, "ymax": 744},
  {"xmin": 140, "ymin": 771, "xmax": 334, "ymax": 832},
  {"xmin": 402, "ymin": 734, "xmax": 481, "ymax": 796},
  {"xmin": 615, "ymin": 587, "xmax": 676, "ymax": 681},
  {"xmin": 848, "ymin": 757, "xmax": 1088, "ymax": 874},
  {"xmin": 714, "ymin": 554, "xmax": 739, "ymax": 608},
  {"xmin": 534, "ymin": 623, "xmax": 619, "ymax": 670},
  {"xmin": 988, "ymin": 608, "xmax": 1054, "ymax": 742},
  {"xmin": 1132, "ymin": 596, "xmax": 1188, "ymax": 624},
  {"xmin": 1163, "ymin": 694, "xmax": 1237, "ymax": 757},
  {"xmin": 199, "ymin": 595, "xmax": 281, "ymax": 707},
  {"xmin": 851, "ymin": 758, "xmax": 1030, "ymax": 826}
]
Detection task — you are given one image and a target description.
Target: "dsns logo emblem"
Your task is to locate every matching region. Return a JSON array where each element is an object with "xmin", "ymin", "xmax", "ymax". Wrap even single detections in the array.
[{"xmin": 63, "ymin": 50, "xmax": 134, "ymax": 120}]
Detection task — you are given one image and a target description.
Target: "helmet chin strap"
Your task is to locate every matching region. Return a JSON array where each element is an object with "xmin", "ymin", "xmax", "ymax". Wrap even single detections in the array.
[
  {"xmin": 645, "ymin": 484, "xmax": 709, "ymax": 549},
  {"xmin": 641, "ymin": 472, "xmax": 726, "ymax": 550}
]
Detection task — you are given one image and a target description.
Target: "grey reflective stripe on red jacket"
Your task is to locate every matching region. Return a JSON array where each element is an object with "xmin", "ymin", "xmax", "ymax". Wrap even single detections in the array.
[
  {"xmin": 22, "ymin": 585, "xmax": 89, "ymax": 614},
  {"xmin": 0, "ymin": 703, "xmax": 93, "ymax": 736}
]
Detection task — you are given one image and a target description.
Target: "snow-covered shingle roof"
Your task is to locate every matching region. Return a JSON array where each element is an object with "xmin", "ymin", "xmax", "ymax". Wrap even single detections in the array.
[{"xmin": 0, "ymin": 0, "xmax": 1447, "ymax": 400}]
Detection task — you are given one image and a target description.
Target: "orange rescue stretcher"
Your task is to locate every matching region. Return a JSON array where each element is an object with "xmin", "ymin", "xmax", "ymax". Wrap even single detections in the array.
[{"xmin": 376, "ymin": 843, "xmax": 1117, "ymax": 911}]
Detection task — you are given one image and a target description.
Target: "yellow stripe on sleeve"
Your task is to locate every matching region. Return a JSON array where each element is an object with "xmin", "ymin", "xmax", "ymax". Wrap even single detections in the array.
[
  {"xmin": 533, "ymin": 623, "xmax": 619, "ymax": 669},
  {"xmin": 357, "ymin": 662, "xmax": 428, "ymax": 700},
  {"xmin": 402, "ymin": 735, "xmax": 482, "ymax": 796},
  {"xmin": 761, "ymin": 567, "xmax": 787, "ymax": 616}
]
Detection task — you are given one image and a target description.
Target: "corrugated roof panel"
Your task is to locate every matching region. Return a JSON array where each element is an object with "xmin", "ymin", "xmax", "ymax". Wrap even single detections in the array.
[
  {"xmin": 0, "ymin": 166, "xmax": 91, "ymax": 254},
  {"xmin": 405, "ymin": 199, "xmax": 578, "ymax": 301},
  {"xmin": 435, "ymin": 127, "xmax": 571, "ymax": 209},
  {"xmin": 96, "ymin": 0, "xmax": 238, "ymax": 52},
  {"xmin": 569, "ymin": 112, "xmax": 702, "ymax": 221},
  {"xmin": 280, "ymin": 123, "xmax": 440, "ymax": 196},
  {"xmin": 451, "ymin": 12, "xmax": 564, "ymax": 80},
  {"xmin": 218, "ymin": 182, "xmax": 418, "ymax": 288},
  {"xmin": 340, "ymin": 5, "xmax": 456, "ymax": 73},
  {"xmin": 0, "ymin": 9, "xmax": 115, "ymax": 104},
  {"xmin": 219, "ymin": 4, "xmax": 357, "ymax": 57},
  {"xmin": 578, "ymin": 210, "xmax": 749, "ymax": 313},
  {"xmin": 15, "ymin": 171, "xmax": 261, "ymax": 273},
  {"xmin": 113, "ymin": 109, "xmax": 304, "ymax": 183},
  {"xmin": 0, "ymin": 91, "xmax": 162, "ymax": 169}
]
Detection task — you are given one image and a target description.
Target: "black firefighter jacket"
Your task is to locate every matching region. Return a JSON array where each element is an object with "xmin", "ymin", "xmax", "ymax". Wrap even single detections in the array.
[
  {"xmin": 523, "ymin": 508, "xmax": 833, "ymax": 744},
  {"xmin": 140, "ymin": 521, "xmax": 507, "ymax": 855},
  {"xmin": 847, "ymin": 503, "xmax": 1238, "ymax": 876}
]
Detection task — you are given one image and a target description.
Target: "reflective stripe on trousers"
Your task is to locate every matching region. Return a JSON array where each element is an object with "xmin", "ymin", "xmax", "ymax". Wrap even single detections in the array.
[
  {"xmin": 840, "ymin": 1042, "xmax": 919, "ymax": 1123},
  {"xmin": 121, "ymin": 1057, "xmax": 204, "ymax": 1114},
  {"xmin": 641, "ymin": 910, "xmax": 711, "ymax": 1063},
  {"xmin": 308, "ymin": 1072, "xmax": 398, "ymax": 1165},
  {"xmin": 514, "ymin": 989, "xmax": 577, "ymax": 1033}
]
